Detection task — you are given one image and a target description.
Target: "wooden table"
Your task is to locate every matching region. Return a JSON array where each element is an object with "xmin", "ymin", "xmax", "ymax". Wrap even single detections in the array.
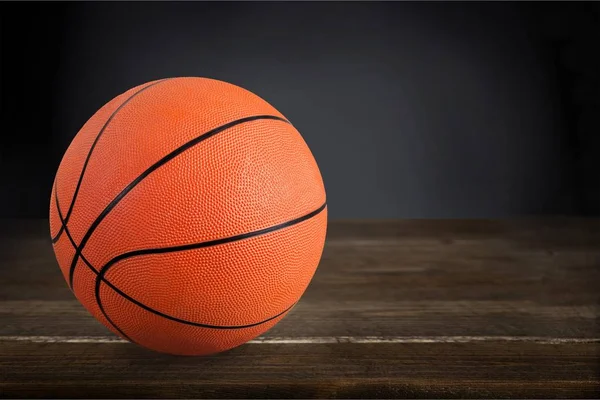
[{"xmin": 1, "ymin": 219, "xmax": 599, "ymax": 398}]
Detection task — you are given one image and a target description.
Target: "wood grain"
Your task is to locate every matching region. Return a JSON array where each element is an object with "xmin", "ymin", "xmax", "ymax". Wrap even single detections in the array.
[
  {"xmin": 0, "ymin": 218, "xmax": 599, "ymax": 398},
  {"xmin": 1, "ymin": 342, "xmax": 598, "ymax": 399}
]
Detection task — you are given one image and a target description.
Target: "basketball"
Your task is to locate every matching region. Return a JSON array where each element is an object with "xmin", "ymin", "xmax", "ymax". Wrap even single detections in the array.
[{"xmin": 49, "ymin": 77, "xmax": 327, "ymax": 356}]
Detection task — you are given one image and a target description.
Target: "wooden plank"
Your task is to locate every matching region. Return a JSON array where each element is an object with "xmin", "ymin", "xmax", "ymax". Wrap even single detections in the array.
[
  {"xmin": 0, "ymin": 219, "xmax": 599, "ymax": 398},
  {"xmin": 1, "ymin": 298, "xmax": 599, "ymax": 338},
  {"xmin": 1, "ymin": 342, "xmax": 599, "ymax": 399},
  {"xmin": 1, "ymin": 220, "xmax": 598, "ymax": 337}
]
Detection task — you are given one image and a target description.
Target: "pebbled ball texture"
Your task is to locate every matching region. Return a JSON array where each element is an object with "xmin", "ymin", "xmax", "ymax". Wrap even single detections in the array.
[{"xmin": 49, "ymin": 77, "xmax": 327, "ymax": 355}]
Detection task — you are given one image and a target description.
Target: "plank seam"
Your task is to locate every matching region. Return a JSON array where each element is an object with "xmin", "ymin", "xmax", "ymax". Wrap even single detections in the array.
[{"xmin": 1, "ymin": 336, "xmax": 598, "ymax": 344}]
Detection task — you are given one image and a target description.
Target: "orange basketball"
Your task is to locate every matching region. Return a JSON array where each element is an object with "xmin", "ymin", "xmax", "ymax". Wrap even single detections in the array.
[{"xmin": 49, "ymin": 77, "xmax": 327, "ymax": 355}]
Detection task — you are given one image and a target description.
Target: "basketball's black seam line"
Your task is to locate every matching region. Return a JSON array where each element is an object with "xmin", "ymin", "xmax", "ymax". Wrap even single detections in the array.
[
  {"xmin": 66, "ymin": 114, "xmax": 290, "ymax": 289},
  {"xmin": 101, "ymin": 202, "xmax": 327, "ymax": 268},
  {"xmin": 92, "ymin": 201, "xmax": 326, "ymax": 329},
  {"xmin": 59, "ymin": 189, "xmax": 323, "ymax": 330},
  {"xmin": 57, "ymin": 206, "xmax": 136, "ymax": 342},
  {"xmin": 53, "ymin": 186, "xmax": 137, "ymax": 343},
  {"xmin": 59, "ymin": 199, "xmax": 318, "ymax": 330},
  {"xmin": 53, "ymin": 78, "xmax": 171, "ymax": 243},
  {"xmin": 51, "ymin": 78, "xmax": 172, "ymax": 245},
  {"xmin": 57, "ymin": 215, "xmax": 295, "ymax": 337},
  {"xmin": 98, "ymin": 283, "xmax": 298, "ymax": 330}
]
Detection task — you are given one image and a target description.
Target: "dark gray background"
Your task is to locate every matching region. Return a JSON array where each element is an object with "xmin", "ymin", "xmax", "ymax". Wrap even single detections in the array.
[{"xmin": 1, "ymin": 2, "xmax": 598, "ymax": 218}]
